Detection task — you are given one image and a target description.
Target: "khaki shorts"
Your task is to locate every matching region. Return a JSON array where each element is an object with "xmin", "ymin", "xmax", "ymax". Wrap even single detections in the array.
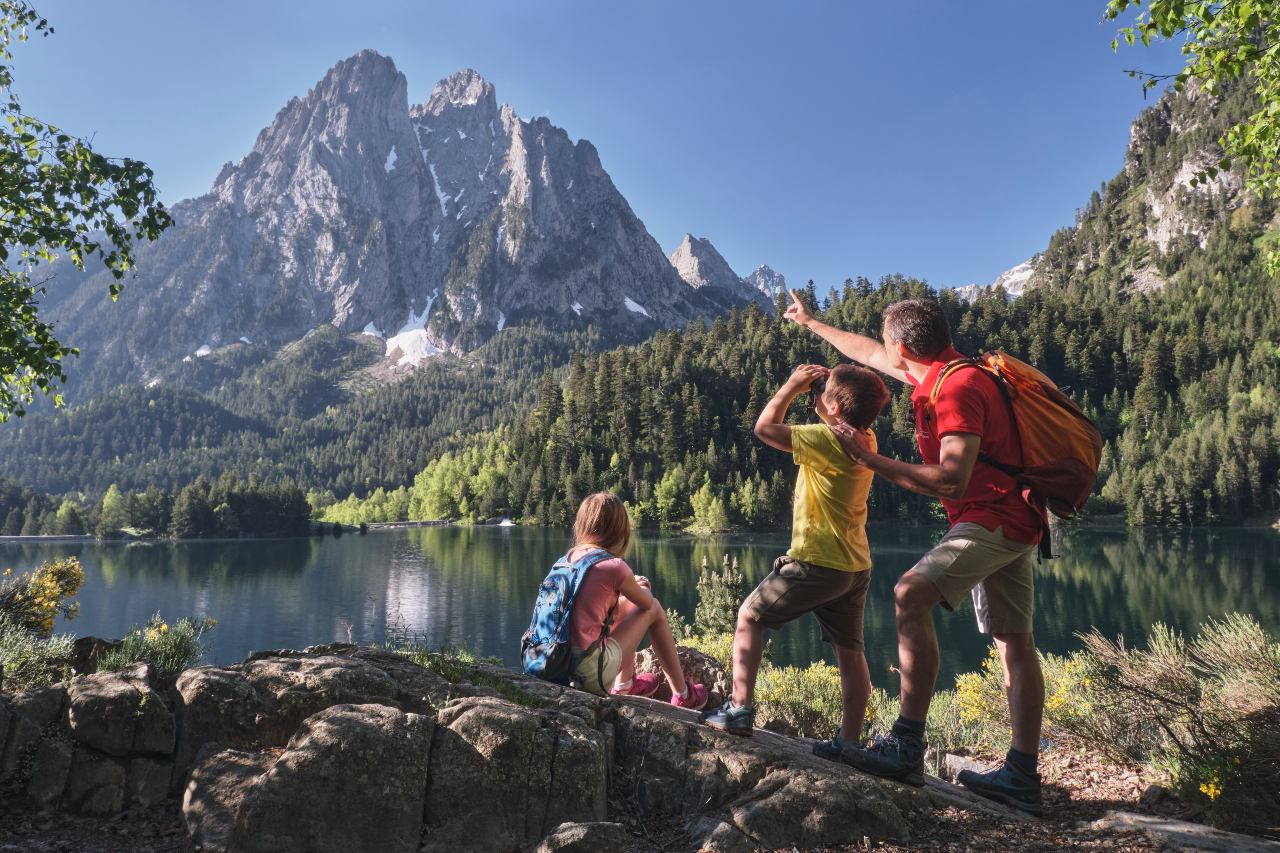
[
  {"xmin": 741, "ymin": 556, "xmax": 871, "ymax": 650},
  {"xmin": 573, "ymin": 637, "xmax": 622, "ymax": 696},
  {"xmin": 910, "ymin": 522, "xmax": 1037, "ymax": 635}
]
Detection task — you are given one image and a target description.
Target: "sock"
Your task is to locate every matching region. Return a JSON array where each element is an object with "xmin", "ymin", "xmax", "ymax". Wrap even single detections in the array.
[
  {"xmin": 613, "ymin": 678, "xmax": 632, "ymax": 692},
  {"xmin": 679, "ymin": 683, "xmax": 691, "ymax": 699},
  {"xmin": 892, "ymin": 715, "xmax": 926, "ymax": 740},
  {"xmin": 1006, "ymin": 747, "xmax": 1038, "ymax": 776}
]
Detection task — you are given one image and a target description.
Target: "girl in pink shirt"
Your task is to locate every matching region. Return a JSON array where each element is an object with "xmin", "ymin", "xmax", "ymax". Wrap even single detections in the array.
[{"xmin": 566, "ymin": 492, "xmax": 708, "ymax": 709}]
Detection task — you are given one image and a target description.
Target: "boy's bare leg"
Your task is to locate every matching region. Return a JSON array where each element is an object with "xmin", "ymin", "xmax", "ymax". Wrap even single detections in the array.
[
  {"xmin": 994, "ymin": 632, "xmax": 1044, "ymax": 755},
  {"xmin": 609, "ymin": 597, "xmax": 687, "ymax": 696},
  {"xmin": 731, "ymin": 609, "xmax": 766, "ymax": 706},
  {"xmin": 895, "ymin": 572, "xmax": 943, "ymax": 722},
  {"xmin": 831, "ymin": 642, "xmax": 872, "ymax": 743}
]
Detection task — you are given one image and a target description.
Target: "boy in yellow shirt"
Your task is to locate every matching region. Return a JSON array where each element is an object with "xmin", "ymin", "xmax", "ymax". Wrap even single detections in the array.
[{"xmin": 703, "ymin": 363, "xmax": 889, "ymax": 753}]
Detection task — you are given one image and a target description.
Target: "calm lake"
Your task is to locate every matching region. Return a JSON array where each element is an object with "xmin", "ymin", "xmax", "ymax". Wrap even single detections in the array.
[{"xmin": 8, "ymin": 524, "xmax": 1279, "ymax": 689}]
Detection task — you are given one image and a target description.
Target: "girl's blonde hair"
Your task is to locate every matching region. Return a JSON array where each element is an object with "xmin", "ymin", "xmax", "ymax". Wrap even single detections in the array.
[{"xmin": 573, "ymin": 492, "xmax": 631, "ymax": 556}]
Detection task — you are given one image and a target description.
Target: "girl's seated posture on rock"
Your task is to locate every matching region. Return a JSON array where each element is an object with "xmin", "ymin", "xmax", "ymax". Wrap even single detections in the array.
[{"xmin": 566, "ymin": 492, "xmax": 708, "ymax": 708}]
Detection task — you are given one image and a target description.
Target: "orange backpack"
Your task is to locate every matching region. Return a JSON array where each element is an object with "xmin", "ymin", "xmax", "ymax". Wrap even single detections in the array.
[{"xmin": 929, "ymin": 351, "xmax": 1103, "ymax": 521}]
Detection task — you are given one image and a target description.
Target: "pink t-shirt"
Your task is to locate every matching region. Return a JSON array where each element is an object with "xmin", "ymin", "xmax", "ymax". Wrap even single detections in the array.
[{"xmin": 565, "ymin": 547, "xmax": 632, "ymax": 653}]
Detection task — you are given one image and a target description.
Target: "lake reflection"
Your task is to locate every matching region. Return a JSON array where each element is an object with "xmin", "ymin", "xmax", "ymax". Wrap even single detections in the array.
[{"xmin": 7, "ymin": 524, "xmax": 1277, "ymax": 690}]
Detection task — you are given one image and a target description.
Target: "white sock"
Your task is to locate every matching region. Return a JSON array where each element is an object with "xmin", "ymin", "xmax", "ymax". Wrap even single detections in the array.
[
  {"xmin": 679, "ymin": 683, "xmax": 691, "ymax": 699},
  {"xmin": 613, "ymin": 678, "xmax": 633, "ymax": 692}
]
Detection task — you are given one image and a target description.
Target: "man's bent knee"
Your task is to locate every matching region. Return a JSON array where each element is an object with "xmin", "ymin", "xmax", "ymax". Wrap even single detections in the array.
[{"xmin": 895, "ymin": 572, "xmax": 941, "ymax": 615}]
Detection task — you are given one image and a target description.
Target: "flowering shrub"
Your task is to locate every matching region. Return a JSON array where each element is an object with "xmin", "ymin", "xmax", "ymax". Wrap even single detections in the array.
[
  {"xmin": 0, "ymin": 558, "xmax": 83, "ymax": 637},
  {"xmin": 1081, "ymin": 614, "xmax": 1280, "ymax": 832},
  {"xmin": 98, "ymin": 613, "xmax": 216, "ymax": 678},
  {"xmin": 0, "ymin": 612, "xmax": 73, "ymax": 693},
  {"xmin": 754, "ymin": 662, "xmax": 844, "ymax": 738}
]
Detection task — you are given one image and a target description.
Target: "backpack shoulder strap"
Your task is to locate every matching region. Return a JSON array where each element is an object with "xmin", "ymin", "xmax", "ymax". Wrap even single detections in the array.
[{"xmin": 927, "ymin": 354, "xmax": 1023, "ymax": 476}]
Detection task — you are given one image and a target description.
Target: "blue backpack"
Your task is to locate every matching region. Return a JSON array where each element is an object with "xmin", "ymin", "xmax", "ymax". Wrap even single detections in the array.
[{"xmin": 520, "ymin": 547, "xmax": 614, "ymax": 685}]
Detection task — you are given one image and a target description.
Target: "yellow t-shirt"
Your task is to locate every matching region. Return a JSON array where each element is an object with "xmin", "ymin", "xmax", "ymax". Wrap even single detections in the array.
[{"xmin": 787, "ymin": 423, "xmax": 876, "ymax": 572}]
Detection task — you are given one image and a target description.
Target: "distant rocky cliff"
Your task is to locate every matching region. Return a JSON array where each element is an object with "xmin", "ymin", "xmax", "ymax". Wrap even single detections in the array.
[{"xmin": 43, "ymin": 52, "xmax": 766, "ymax": 394}]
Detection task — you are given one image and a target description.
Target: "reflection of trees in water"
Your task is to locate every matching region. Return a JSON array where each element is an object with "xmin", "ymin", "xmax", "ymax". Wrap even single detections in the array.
[
  {"xmin": 92, "ymin": 539, "xmax": 317, "ymax": 586},
  {"xmin": 33, "ymin": 524, "xmax": 1277, "ymax": 683}
]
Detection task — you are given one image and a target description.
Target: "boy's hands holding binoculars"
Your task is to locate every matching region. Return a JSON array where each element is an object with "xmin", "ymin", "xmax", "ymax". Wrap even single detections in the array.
[{"xmin": 786, "ymin": 364, "xmax": 828, "ymax": 393}]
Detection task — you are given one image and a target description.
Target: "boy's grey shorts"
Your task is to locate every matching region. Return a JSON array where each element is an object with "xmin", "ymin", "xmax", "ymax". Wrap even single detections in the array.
[
  {"xmin": 910, "ymin": 522, "xmax": 1037, "ymax": 635},
  {"xmin": 741, "ymin": 556, "xmax": 871, "ymax": 650}
]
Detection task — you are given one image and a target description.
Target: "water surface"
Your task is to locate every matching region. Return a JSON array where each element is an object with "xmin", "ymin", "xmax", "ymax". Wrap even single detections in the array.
[{"xmin": 7, "ymin": 524, "xmax": 1276, "ymax": 689}]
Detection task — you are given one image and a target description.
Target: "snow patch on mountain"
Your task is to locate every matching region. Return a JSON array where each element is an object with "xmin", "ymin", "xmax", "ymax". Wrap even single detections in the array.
[
  {"xmin": 624, "ymin": 297, "xmax": 650, "ymax": 318},
  {"xmin": 384, "ymin": 146, "xmax": 397, "ymax": 172}
]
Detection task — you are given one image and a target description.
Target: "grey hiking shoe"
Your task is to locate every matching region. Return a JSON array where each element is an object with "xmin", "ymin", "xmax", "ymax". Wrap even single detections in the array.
[
  {"xmin": 702, "ymin": 700, "xmax": 754, "ymax": 736},
  {"xmin": 957, "ymin": 762, "xmax": 1044, "ymax": 816},
  {"xmin": 812, "ymin": 731, "xmax": 858, "ymax": 762},
  {"xmin": 840, "ymin": 731, "xmax": 926, "ymax": 787}
]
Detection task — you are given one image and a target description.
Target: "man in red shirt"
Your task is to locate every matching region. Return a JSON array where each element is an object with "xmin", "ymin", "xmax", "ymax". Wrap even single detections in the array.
[{"xmin": 786, "ymin": 292, "xmax": 1046, "ymax": 815}]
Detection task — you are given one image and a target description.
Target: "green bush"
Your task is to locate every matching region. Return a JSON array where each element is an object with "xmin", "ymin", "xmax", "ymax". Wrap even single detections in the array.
[
  {"xmin": 693, "ymin": 554, "xmax": 745, "ymax": 637},
  {"xmin": 98, "ymin": 614, "xmax": 215, "ymax": 678},
  {"xmin": 0, "ymin": 612, "xmax": 72, "ymax": 693},
  {"xmin": 1080, "ymin": 614, "xmax": 1280, "ymax": 832},
  {"xmin": 755, "ymin": 661, "xmax": 843, "ymax": 738}
]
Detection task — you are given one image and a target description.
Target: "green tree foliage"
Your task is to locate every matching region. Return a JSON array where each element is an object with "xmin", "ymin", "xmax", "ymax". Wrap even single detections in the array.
[
  {"xmin": 0, "ymin": 1, "xmax": 171, "ymax": 418},
  {"xmin": 1106, "ymin": 0, "xmax": 1280, "ymax": 268}
]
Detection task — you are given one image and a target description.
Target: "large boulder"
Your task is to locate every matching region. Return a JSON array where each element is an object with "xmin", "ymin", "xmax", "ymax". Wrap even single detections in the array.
[
  {"xmin": 422, "ymin": 696, "xmax": 608, "ymax": 852},
  {"xmin": 184, "ymin": 703, "xmax": 433, "ymax": 853},
  {"xmin": 634, "ymin": 646, "xmax": 730, "ymax": 708},
  {"xmin": 237, "ymin": 651, "xmax": 404, "ymax": 744},
  {"xmin": 67, "ymin": 663, "xmax": 174, "ymax": 757},
  {"xmin": 172, "ymin": 666, "xmax": 269, "ymax": 789}
]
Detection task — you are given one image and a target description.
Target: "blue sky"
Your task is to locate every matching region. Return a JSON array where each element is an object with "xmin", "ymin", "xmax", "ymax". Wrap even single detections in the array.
[{"xmin": 20, "ymin": 1, "xmax": 1178, "ymax": 290}]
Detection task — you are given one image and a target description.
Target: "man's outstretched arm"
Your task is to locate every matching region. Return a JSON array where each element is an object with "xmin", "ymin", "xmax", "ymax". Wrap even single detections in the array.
[
  {"xmin": 783, "ymin": 289, "xmax": 909, "ymax": 384},
  {"xmin": 830, "ymin": 424, "xmax": 979, "ymax": 500}
]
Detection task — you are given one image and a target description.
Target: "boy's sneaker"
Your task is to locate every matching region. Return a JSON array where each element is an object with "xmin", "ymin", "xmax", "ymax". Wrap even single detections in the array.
[
  {"xmin": 840, "ymin": 731, "xmax": 926, "ymax": 787},
  {"xmin": 670, "ymin": 682, "xmax": 709, "ymax": 711},
  {"xmin": 701, "ymin": 699, "xmax": 753, "ymax": 735},
  {"xmin": 957, "ymin": 762, "xmax": 1044, "ymax": 816},
  {"xmin": 812, "ymin": 731, "xmax": 858, "ymax": 762},
  {"xmin": 610, "ymin": 673, "xmax": 662, "ymax": 697}
]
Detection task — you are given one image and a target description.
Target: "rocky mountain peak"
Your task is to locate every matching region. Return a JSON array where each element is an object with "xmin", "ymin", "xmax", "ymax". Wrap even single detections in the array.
[
  {"xmin": 669, "ymin": 234, "xmax": 740, "ymax": 290},
  {"xmin": 743, "ymin": 264, "xmax": 787, "ymax": 303},
  {"xmin": 422, "ymin": 68, "xmax": 497, "ymax": 116}
]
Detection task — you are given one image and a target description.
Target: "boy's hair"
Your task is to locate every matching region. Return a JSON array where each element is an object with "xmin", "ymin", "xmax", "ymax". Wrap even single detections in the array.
[
  {"xmin": 883, "ymin": 298, "xmax": 951, "ymax": 359},
  {"xmin": 826, "ymin": 364, "xmax": 891, "ymax": 429},
  {"xmin": 573, "ymin": 492, "xmax": 631, "ymax": 556}
]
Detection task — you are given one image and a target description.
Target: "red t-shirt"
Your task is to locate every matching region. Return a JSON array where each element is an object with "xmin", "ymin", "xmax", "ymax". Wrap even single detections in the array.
[
  {"xmin": 565, "ymin": 547, "xmax": 632, "ymax": 653},
  {"xmin": 907, "ymin": 347, "xmax": 1043, "ymax": 544}
]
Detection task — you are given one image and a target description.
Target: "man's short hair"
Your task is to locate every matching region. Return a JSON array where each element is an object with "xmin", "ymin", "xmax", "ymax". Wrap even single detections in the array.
[
  {"xmin": 826, "ymin": 364, "xmax": 891, "ymax": 429},
  {"xmin": 883, "ymin": 299, "xmax": 951, "ymax": 359}
]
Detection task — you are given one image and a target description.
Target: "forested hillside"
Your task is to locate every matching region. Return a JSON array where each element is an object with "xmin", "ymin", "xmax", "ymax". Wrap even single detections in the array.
[{"xmin": 4, "ymin": 82, "xmax": 1279, "ymax": 528}]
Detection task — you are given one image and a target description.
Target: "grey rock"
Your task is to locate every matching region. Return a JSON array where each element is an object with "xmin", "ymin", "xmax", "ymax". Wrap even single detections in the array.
[
  {"xmin": 238, "ymin": 653, "xmax": 401, "ymax": 744},
  {"xmin": 1087, "ymin": 810, "xmax": 1280, "ymax": 852},
  {"xmin": 536, "ymin": 821, "xmax": 636, "ymax": 853},
  {"xmin": 224, "ymin": 703, "xmax": 433, "ymax": 853},
  {"xmin": 172, "ymin": 666, "xmax": 268, "ymax": 790},
  {"xmin": 182, "ymin": 748, "xmax": 276, "ymax": 853},
  {"xmin": 125, "ymin": 756, "xmax": 173, "ymax": 808},
  {"xmin": 62, "ymin": 746, "xmax": 126, "ymax": 815},
  {"xmin": 66, "ymin": 663, "xmax": 173, "ymax": 757},
  {"xmin": 423, "ymin": 696, "xmax": 606, "ymax": 852},
  {"xmin": 24, "ymin": 734, "xmax": 73, "ymax": 809}
]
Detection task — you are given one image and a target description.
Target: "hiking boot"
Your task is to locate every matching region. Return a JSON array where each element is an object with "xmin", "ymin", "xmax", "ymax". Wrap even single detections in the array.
[
  {"xmin": 957, "ymin": 761, "xmax": 1044, "ymax": 816},
  {"xmin": 840, "ymin": 731, "xmax": 926, "ymax": 787},
  {"xmin": 670, "ymin": 682, "xmax": 708, "ymax": 711},
  {"xmin": 702, "ymin": 699, "xmax": 753, "ymax": 735},
  {"xmin": 812, "ymin": 731, "xmax": 859, "ymax": 762}
]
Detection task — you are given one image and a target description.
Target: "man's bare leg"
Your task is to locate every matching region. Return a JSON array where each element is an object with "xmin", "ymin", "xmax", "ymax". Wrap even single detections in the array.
[
  {"xmin": 895, "ymin": 572, "xmax": 943, "ymax": 722},
  {"xmin": 994, "ymin": 632, "xmax": 1044, "ymax": 755}
]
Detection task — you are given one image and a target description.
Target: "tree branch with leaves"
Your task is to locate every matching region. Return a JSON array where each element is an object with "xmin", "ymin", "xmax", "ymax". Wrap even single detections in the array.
[{"xmin": 0, "ymin": 0, "xmax": 171, "ymax": 419}]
